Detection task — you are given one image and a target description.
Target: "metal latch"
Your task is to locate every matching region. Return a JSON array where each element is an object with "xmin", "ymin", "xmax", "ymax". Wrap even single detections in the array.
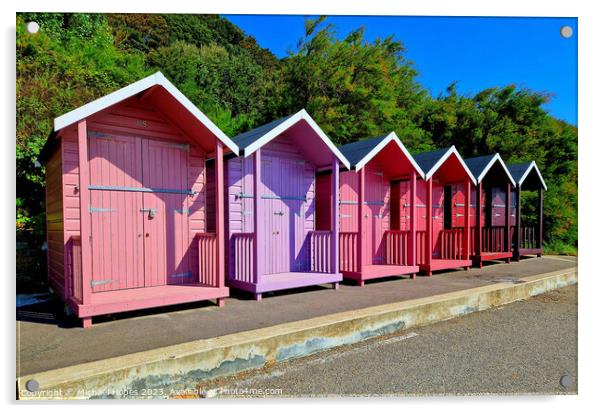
[
  {"xmin": 91, "ymin": 279, "xmax": 115, "ymax": 287},
  {"xmin": 140, "ymin": 208, "xmax": 157, "ymax": 219},
  {"xmin": 273, "ymin": 211, "xmax": 284, "ymax": 216}
]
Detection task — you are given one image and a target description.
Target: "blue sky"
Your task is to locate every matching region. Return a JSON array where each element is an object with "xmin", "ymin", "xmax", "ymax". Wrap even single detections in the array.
[{"xmin": 224, "ymin": 15, "xmax": 577, "ymax": 125}]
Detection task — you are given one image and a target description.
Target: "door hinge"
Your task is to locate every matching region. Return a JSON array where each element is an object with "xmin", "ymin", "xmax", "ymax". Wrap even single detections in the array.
[
  {"xmin": 91, "ymin": 279, "xmax": 115, "ymax": 287},
  {"xmin": 89, "ymin": 206, "xmax": 116, "ymax": 213}
]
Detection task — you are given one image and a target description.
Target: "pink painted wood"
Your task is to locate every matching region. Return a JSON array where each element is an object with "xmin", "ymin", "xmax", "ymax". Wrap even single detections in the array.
[{"xmin": 45, "ymin": 87, "xmax": 231, "ymax": 327}]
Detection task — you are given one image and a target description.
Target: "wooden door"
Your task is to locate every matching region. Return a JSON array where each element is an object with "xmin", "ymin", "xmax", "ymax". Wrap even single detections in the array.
[
  {"xmin": 399, "ymin": 180, "xmax": 411, "ymax": 231},
  {"xmin": 491, "ymin": 187, "xmax": 506, "ymax": 227},
  {"xmin": 88, "ymin": 133, "xmax": 145, "ymax": 292},
  {"xmin": 364, "ymin": 168, "xmax": 388, "ymax": 264},
  {"xmin": 415, "ymin": 180, "xmax": 427, "ymax": 232},
  {"xmin": 141, "ymin": 139, "xmax": 191, "ymax": 286},
  {"xmin": 339, "ymin": 171, "xmax": 358, "ymax": 232},
  {"xmin": 262, "ymin": 155, "xmax": 307, "ymax": 274},
  {"xmin": 450, "ymin": 183, "xmax": 467, "ymax": 228},
  {"xmin": 432, "ymin": 184, "xmax": 444, "ymax": 257}
]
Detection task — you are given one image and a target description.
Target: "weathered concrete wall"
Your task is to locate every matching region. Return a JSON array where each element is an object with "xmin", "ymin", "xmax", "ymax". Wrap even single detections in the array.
[{"xmin": 18, "ymin": 268, "xmax": 576, "ymax": 399}]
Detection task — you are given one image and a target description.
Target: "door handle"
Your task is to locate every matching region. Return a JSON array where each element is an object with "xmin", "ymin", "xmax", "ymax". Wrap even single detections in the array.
[{"xmin": 140, "ymin": 208, "xmax": 157, "ymax": 219}]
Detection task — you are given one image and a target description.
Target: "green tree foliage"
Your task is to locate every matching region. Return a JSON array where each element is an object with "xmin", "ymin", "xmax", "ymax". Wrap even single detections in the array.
[
  {"xmin": 283, "ymin": 18, "xmax": 430, "ymax": 149},
  {"xmin": 16, "ymin": 13, "xmax": 577, "ymax": 291}
]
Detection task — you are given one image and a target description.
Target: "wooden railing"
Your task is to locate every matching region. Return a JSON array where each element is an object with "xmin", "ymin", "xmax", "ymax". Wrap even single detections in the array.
[
  {"xmin": 231, "ymin": 232, "xmax": 254, "ymax": 283},
  {"xmin": 440, "ymin": 229, "xmax": 464, "ymax": 260},
  {"xmin": 520, "ymin": 226, "xmax": 538, "ymax": 249},
  {"xmin": 198, "ymin": 233, "xmax": 218, "ymax": 287},
  {"xmin": 415, "ymin": 230, "xmax": 426, "ymax": 265},
  {"xmin": 482, "ymin": 226, "xmax": 506, "ymax": 253},
  {"xmin": 339, "ymin": 232, "xmax": 359, "ymax": 273},
  {"xmin": 309, "ymin": 230, "xmax": 332, "ymax": 273},
  {"xmin": 66, "ymin": 235, "xmax": 83, "ymax": 302},
  {"xmin": 384, "ymin": 230, "xmax": 410, "ymax": 266}
]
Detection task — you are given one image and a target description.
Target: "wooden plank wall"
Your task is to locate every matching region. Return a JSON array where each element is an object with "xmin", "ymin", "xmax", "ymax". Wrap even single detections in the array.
[{"xmin": 58, "ymin": 97, "xmax": 208, "ymax": 293}]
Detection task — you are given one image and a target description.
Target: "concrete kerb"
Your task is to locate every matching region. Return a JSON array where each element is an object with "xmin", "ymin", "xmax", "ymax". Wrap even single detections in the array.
[{"xmin": 17, "ymin": 267, "xmax": 577, "ymax": 399}]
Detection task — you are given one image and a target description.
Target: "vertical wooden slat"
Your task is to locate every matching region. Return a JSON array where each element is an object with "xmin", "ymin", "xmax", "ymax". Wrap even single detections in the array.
[
  {"xmin": 253, "ymin": 150, "xmax": 263, "ymax": 284},
  {"xmin": 409, "ymin": 170, "xmax": 417, "ymax": 267},
  {"xmin": 77, "ymin": 120, "xmax": 92, "ymax": 304},
  {"xmin": 425, "ymin": 179, "xmax": 433, "ymax": 267},
  {"xmin": 215, "ymin": 141, "xmax": 225, "ymax": 288},
  {"xmin": 331, "ymin": 159, "xmax": 339, "ymax": 275},
  {"xmin": 357, "ymin": 168, "xmax": 365, "ymax": 271},
  {"xmin": 514, "ymin": 186, "xmax": 522, "ymax": 259},
  {"xmin": 538, "ymin": 187, "xmax": 544, "ymax": 250}
]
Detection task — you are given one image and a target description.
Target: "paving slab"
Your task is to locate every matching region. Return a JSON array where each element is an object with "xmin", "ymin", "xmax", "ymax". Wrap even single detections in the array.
[{"xmin": 17, "ymin": 256, "xmax": 576, "ymax": 376}]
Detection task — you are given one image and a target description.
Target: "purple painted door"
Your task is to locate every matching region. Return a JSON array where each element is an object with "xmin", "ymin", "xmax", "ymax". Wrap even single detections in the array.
[
  {"xmin": 88, "ymin": 134, "xmax": 145, "ymax": 292},
  {"xmin": 88, "ymin": 134, "xmax": 191, "ymax": 292},
  {"xmin": 261, "ymin": 155, "xmax": 307, "ymax": 274},
  {"xmin": 142, "ymin": 139, "xmax": 191, "ymax": 286}
]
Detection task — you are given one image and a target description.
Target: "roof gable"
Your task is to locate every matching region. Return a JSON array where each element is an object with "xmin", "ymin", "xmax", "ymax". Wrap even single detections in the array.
[
  {"xmin": 52, "ymin": 72, "xmax": 238, "ymax": 154},
  {"xmin": 464, "ymin": 153, "xmax": 516, "ymax": 186},
  {"xmin": 338, "ymin": 132, "xmax": 424, "ymax": 178},
  {"xmin": 232, "ymin": 110, "xmax": 350, "ymax": 169},
  {"xmin": 508, "ymin": 161, "xmax": 547, "ymax": 190},
  {"xmin": 414, "ymin": 146, "xmax": 476, "ymax": 184}
]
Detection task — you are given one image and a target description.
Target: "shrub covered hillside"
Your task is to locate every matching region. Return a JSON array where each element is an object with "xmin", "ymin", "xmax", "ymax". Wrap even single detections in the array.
[{"xmin": 16, "ymin": 13, "xmax": 577, "ymax": 289}]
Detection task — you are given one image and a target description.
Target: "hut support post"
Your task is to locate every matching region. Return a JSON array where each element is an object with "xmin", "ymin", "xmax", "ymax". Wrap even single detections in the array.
[
  {"xmin": 425, "ymin": 178, "xmax": 433, "ymax": 275},
  {"xmin": 463, "ymin": 180, "xmax": 471, "ymax": 263},
  {"xmin": 77, "ymin": 120, "xmax": 92, "ymax": 306},
  {"xmin": 331, "ymin": 158, "xmax": 339, "ymax": 275},
  {"xmin": 357, "ymin": 167, "xmax": 365, "ymax": 276},
  {"xmin": 475, "ymin": 182, "xmax": 482, "ymax": 266},
  {"xmin": 505, "ymin": 181, "xmax": 511, "ymax": 257},
  {"xmin": 538, "ymin": 187, "xmax": 544, "ymax": 255},
  {"xmin": 513, "ymin": 186, "xmax": 522, "ymax": 261},
  {"xmin": 253, "ymin": 149, "xmax": 264, "ymax": 287},
  {"xmin": 215, "ymin": 140, "xmax": 225, "ymax": 288},
  {"xmin": 409, "ymin": 170, "xmax": 417, "ymax": 268}
]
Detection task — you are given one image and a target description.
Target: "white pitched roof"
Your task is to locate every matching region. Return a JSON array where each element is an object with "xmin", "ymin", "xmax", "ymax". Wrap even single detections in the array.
[{"xmin": 53, "ymin": 72, "xmax": 238, "ymax": 154}]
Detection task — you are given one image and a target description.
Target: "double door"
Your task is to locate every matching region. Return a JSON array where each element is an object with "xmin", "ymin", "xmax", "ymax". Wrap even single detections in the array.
[
  {"xmin": 261, "ymin": 155, "xmax": 308, "ymax": 274},
  {"xmin": 88, "ymin": 133, "xmax": 191, "ymax": 292}
]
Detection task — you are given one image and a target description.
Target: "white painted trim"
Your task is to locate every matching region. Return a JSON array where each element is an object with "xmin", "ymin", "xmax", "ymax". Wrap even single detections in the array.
[
  {"xmin": 518, "ymin": 161, "xmax": 548, "ymax": 191},
  {"xmin": 53, "ymin": 72, "xmax": 239, "ymax": 155},
  {"xmin": 475, "ymin": 153, "xmax": 517, "ymax": 187},
  {"xmin": 424, "ymin": 146, "xmax": 477, "ymax": 185},
  {"xmin": 353, "ymin": 132, "xmax": 425, "ymax": 178},
  {"xmin": 242, "ymin": 109, "xmax": 351, "ymax": 169}
]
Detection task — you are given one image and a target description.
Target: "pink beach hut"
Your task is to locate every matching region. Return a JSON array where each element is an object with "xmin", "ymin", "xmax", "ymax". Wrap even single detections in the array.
[
  {"xmin": 412, "ymin": 146, "xmax": 477, "ymax": 275},
  {"xmin": 225, "ymin": 110, "xmax": 350, "ymax": 300},
  {"xmin": 464, "ymin": 154, "xmax": 516, "ymax": 267},
  {"xmin": 40, "ymin": 72, "xmax": 238, "ymax": 327},
  {"xmin": 336, "ymin": 133, "xmax": 425, "ymax": 286}
]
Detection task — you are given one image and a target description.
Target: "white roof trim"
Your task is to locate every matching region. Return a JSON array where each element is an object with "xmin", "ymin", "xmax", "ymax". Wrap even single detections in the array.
[
  {"xmin": 476, "ymin": 153, "xmax": 516, "ymax": 187},
  {"xmin": 518, "ymin": 161, "xmax": 548, "ymax": 191},
  {"xmin": 354, "ymin": 132, "xmax": 425, "ymax": 178},
  {"xmin": 243, "ymin": 109, "xmax": 351, "ymax": 169},
  {"xmin": 424, "ymin": 146, "xmax": 477, "ymax": 185},
  {"xmin": 53, "ymin": 72, "xmax": 239, "ymax": 155}
]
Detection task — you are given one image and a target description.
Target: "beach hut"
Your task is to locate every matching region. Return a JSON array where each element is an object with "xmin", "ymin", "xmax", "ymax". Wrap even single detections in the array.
[
  {"xmin": 225, "ymin": 110, "xmax": 350, "ymax": 300},
  {"xmin": 39, "ymin": 72, "xmax": 237, "ymax": 327},
  {"xmin": 464, "ymin": 154, "xmax": 516, "ymax": 267},
  {"xmin": 507, "ymin": 161, "xmax": 547, "ymax": 259},
  {"xmin": 413, "ymin": 146, "xmax": 477, "ymax": 275},
  {"xmin": 337, "ymin": 133, "xmax": 425, "ymax": 286}
]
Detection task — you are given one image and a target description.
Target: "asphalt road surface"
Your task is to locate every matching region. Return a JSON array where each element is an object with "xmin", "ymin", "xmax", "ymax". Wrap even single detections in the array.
[{"xmin": 205, "ymin": 285, "xmax": 577, "ymax": 396}]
